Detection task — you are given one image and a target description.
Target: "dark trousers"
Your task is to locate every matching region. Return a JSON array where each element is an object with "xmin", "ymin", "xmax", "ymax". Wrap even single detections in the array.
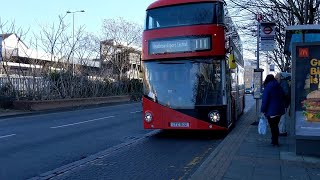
[{"xmin": 267, "ymin": 116, "xmax": 281, "ymax": 145}]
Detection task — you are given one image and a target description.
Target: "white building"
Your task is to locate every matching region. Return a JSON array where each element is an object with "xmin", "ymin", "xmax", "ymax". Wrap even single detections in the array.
[
  {"xmin": 0, "ymin": 33, "xmax": 100, "ymax": 76},
  {"xmin": 0, "ymin": 33, "xmax": 101, "ymax": 92}
]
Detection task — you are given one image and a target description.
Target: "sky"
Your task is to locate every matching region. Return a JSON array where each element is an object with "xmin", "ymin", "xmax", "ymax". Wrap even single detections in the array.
[
  {"xmin": 0, "ymin": 0, "xmax": 154, "ymax": 37},
  {"xmin": 1, "ymin": 0, "xmax": 256, "ymax": 60}
]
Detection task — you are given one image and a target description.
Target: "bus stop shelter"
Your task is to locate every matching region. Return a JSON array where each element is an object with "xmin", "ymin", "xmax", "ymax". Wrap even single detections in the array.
[{"xmin": 284, "ymin": 25, "xmax": 320, "ymax": 157}]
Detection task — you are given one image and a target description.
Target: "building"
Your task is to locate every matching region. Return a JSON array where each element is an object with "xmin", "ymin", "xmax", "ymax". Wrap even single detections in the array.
[
  {"xmin": 244, "ymin": 59, "xmax": 255, "ymax": 89},
  {"xmin": 244, "ymin": 55, "xmax": 280, "ymax": 89},
  {"xmin": 0, "ymin": 33, "xmax": 100, "ymax": 76},
  {"xmin": 100, "ymin": 39, "xmax": 141, "ymax": 80},
  {"xmin": 0, "ymin": 33, "xmax": 101, "ymax": 93}
]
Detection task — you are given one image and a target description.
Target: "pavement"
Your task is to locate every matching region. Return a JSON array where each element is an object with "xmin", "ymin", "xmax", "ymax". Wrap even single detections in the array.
[
  {"xmin": 191, "ymin": 106, "xmax": 320, "ymax": 180},
  {"xmin": 1, "ymin": 101, "xmax": 320, "ymax": 180},
  {"xmin": 0, "ymin": 108, "xmax": 28, "ymax": 118}
]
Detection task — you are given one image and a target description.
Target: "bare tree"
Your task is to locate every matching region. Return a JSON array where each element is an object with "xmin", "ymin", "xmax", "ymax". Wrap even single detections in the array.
[
  {"xmin": 0, "ymin": 16, "xmax": 143, "ymax": 102},
  {"xmin": 0, "ymin": 19, "xmax": 31, "ymax": 100},
  {"xmin": 76, "ymin": 33, "xmax": 100, "ymax": 61},
  {"xmin": 227, "ymin": 0, "xmax": 320, "ymax": 72},
  {"xmin": 101, "ymin": 17, "xmax": 143, "ymax": 47},
  {"xmin": 33, "ymin": 13, "xmax": 93, "ymax": 98},
  {"xmin": 101, "ymin": 17, "xmax": 143, "ymax": 80}
]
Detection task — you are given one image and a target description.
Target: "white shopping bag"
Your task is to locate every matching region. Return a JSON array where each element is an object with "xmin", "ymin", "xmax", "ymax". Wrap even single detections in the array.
[{"xmin": 258, "ymin": 115, "xmax": 267, "ymax": 135}]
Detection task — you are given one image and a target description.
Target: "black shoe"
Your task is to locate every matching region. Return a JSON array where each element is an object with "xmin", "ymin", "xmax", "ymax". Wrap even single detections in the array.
[{"xmin": 272, "ymin": 143, "xmax": 280, "ymax": 147}]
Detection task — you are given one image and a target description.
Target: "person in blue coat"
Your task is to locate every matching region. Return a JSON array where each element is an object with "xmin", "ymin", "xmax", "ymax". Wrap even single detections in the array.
[{"xmin": 261, "ymin": 74, "xmax": 286, "ymax": 146}]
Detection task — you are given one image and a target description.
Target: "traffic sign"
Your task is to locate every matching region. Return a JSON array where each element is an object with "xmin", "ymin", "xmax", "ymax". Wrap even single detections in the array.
[
  {"xmin": 260, "ymin": 22, "xmax": 276, "ymax": 37},
  {"xmin": 263, "ymin": 26, "xmax": 273, "ymax": 34},
  {"xmin": 260, "ymin": 22, "xmax": 276, "ymax": 51},
  {"xmin": 260, "ymin": 40, "xmax": 275, "ymax": 51},
  {"xmin": 261, "ymin": 37, "xmax": 275, "ymax": 41}
]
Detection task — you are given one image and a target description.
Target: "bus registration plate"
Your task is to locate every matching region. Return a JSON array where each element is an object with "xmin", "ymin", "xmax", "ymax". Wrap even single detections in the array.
[{"xmin": 170, "ymin": 122, "xmax": 190, "ymax": 128}]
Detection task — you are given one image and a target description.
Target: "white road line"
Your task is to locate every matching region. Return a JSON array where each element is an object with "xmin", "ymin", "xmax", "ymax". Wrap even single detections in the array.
[
  {"xmin": 130, "ymin": 111, "xmax": 142, "ymax": 114},
  {"xmin": 50, "ymin": 116, "xmax": 115, "ymax": 129},
  {"xmin": 0, "ymin": 134, "xmax": 16, "ymax": 139},
  {"xmin": 1, "ymin": 102, "xmax": 141, "ymax": 121}
]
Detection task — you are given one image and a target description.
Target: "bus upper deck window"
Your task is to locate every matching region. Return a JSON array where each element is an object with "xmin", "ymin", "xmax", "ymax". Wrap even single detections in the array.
[{"xmin": 145, "ymin": 2, "xmax": 224, "ymax": 30}]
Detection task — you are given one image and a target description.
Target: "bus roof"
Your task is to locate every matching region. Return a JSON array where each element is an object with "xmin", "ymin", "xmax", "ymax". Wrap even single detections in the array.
[{"xmin": 147, "ymin": 0, "xmax": 224, "ymax": 10}]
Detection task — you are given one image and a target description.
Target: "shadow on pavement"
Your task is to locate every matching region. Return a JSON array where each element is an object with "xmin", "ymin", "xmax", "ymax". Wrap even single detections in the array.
[{"xmin": 151, "ymin": 129, "xmax": 227, "ymax": 140}]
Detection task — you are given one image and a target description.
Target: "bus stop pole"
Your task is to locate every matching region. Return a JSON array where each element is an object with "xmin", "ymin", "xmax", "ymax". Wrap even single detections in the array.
[{"xmin": 256, "ymin": 21, "xmax": 261, "ymax": 122}]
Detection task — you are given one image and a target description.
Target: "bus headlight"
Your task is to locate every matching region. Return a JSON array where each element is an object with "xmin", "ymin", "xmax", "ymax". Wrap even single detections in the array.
[
  {"xmin": 145, "ymin": 112, "xmax": 153, "ymax": 123},
  {"xmin": 208, "ymin": 111, "xmax": 220, "ymax": 122}
]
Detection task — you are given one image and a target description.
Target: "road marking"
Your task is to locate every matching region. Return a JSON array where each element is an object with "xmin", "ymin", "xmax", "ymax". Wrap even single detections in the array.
[
  {"xmin": 179, "ymin": 147, "xmax": 213, "ymax": 180},
  {"xmin": 50, "ymin": 116, "xmax": 115, "ymax": 129},
  {"xmin": 0, "ymin": 102, "xmax": 141, "ymax": 121},
  {"xmin": 130, "ymin": 110, "xmax": 142, "ymax": 114},
  {"xmin": 0, "ymin": 134, "xmax": 16, "ymax": 139}
]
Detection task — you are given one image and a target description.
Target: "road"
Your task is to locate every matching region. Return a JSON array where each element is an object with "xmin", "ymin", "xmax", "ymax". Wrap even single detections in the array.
[
  {"xmin": 0, "ymin": 95, "xmax": 255, "ymax": 180},
  {"xmin": 0, "ymin": 102, "xmax": 148, "ymax": 180}
]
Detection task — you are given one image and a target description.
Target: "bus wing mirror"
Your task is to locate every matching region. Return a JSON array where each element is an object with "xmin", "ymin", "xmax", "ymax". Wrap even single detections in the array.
[
  {"xmin": 139, "ymin": 71, "xmax": 144, "ymax": 78},
  {"xmin": 229, "ymin": 54, "xmax": 237, "ymax": 69}
]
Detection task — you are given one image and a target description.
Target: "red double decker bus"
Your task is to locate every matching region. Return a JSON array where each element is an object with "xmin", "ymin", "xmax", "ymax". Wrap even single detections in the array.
[{"xmin": 142, "ymin": 0, "xmax": 244, "ymax": 131}]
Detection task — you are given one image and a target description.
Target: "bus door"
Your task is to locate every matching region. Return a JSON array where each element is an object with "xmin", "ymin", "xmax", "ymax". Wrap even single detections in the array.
[{"xmin": 223, "ymin": 59, "xmax": 233, "ymax": 126}]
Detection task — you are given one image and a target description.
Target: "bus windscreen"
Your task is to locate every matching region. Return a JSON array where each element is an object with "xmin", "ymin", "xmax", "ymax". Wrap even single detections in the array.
[
  {"xmin": 145, "ymin": 2, "xmax": 224, "ymax": 30},
  {"xmin": 143, "ymin": 59, "xmax": 223, "ymax": 109}
]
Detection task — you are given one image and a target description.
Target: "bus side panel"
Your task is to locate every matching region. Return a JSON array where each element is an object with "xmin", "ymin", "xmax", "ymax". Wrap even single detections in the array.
[
  {"xmin": 143, "ymin": 97, "xmax": 227, "ymax": 130},
  {"xmin": 231, "ymin": 89, "xmax": 245, "ymax": 120},
  {"xmin": 231, "ymin": 91, "xmax": 237, "ymax": 121},
  {"xmin": 238, "ymin": 89, "xmax": 245, "ymax": 114}
]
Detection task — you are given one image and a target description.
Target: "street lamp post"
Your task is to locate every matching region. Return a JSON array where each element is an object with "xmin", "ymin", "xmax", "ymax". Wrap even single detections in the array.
[{"xmin": 66, "ymin": 10, "xmax": 85, "ymax": 75}]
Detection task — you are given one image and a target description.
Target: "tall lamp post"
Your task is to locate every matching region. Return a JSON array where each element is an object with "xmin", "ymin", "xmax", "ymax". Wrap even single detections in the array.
[{"xmin": 66, "ymin": 10, "xmax": 85, "ymax": 75}]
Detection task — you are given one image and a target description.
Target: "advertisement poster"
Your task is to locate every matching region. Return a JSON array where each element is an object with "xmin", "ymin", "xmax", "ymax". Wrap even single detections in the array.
[
  {"xmin": 294, "ymin": 43, "xmax": 320, "ymax": 136},
  {"xmin": 295, "ymin": 44, "xmax": 320, "ymax": 118},
  {"xmin": 253, "ymin": 69, "xmax": 263, "ymax": 99}
]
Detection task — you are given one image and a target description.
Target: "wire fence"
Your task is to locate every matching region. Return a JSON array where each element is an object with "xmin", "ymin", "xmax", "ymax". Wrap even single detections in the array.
[{"xmin": 0, "ymin": 76, "xmax": 49, "ymax": 93}]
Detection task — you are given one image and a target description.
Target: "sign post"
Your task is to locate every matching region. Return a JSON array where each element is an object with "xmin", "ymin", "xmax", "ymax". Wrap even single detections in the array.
[
  {"xmin": 253, "ymin": 14, "xmax": 262, "ymax": 125},
  {"xmin": 0, "ymin": 36, "xmax": 2, "ymax": 62},
  {"xmin": 253, "ymin": 20, "xmax": 276, "ymax": 124},
  {"xmin": 260, "ymin": 22, "xmax": 276, "ymax": 51}
]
